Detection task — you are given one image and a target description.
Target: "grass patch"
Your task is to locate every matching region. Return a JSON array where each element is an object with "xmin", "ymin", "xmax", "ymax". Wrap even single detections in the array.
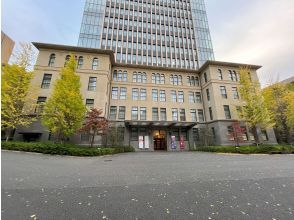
[
  {"xmin": 194, "ymin": 145, "xmax": 294, "ymax": 154},
  {"xmin": 1, "ymin": 141, "xmax": 135, "ymax": 157}
]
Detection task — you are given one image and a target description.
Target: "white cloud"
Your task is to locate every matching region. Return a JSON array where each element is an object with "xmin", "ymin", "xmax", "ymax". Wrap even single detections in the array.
[{"xmin": 207, "ymin": 0, "xmax": 294, "ymax": 87}]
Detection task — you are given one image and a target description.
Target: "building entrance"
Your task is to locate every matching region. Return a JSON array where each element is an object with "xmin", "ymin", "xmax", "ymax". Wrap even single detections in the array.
[{"xmin": 153, "ymin": 130, "xmax": 167, "ymax": 151}]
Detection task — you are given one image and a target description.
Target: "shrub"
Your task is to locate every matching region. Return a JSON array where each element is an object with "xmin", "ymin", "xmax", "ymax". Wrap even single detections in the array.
[
  {"xmin": 194, "ymin": 145, "xmax": 294, "ymax": 154},
  {"xmin": 1, "ymin": 142, "xmax": 134, "ymax": 157}
]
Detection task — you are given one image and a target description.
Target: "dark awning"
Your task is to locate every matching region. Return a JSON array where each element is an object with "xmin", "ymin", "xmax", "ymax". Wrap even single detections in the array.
[{"xmin": 125, "ymin": 120, "xmax": 197, "ymax": 128}]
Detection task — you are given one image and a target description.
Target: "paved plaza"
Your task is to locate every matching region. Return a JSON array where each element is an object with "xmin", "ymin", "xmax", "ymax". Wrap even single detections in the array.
[{"xmin": 2, "ymin": 150, "xmax": 294, "ymax": 219}]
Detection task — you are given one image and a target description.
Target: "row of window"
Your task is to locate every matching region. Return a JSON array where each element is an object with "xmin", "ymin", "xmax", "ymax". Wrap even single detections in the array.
[
  {"xmin": 111, "ymin": 87, "xmax": 202, "ymax": 103},
  {"xmin": 208, "ymin": 105, "xmax": 232, "ymax": 121},
  {"xmin": 48, "ymin": 54, "xmax": 99, "ymax": 70},
  {"xmin": 109, "ymin": 106, "xmax": 205, "ymax": 122}
]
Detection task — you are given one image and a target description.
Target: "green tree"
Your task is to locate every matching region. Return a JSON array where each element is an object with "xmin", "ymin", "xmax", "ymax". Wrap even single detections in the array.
[
  {"xmin": 42, "ymin": 55, "xmax": 86, "ymax": 143},
  {"xmin": 263, "ymin": 82, "xmax": 294, "ymax": 143},
  {"xmin": 238, "ymin": 67, "xmax": 274, "ymax": 145},
  {"xmin": 1, "ymin": 43, "xmax": 36, "ymax": 141}
]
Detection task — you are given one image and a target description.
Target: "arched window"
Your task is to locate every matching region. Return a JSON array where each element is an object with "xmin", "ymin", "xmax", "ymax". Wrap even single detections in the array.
[
  {"xmin": 123, "ymin": 71, "xmax": 128, "ymax": 82},
  {"xmin": 48, "ymin": 53, "xmax": 56, "ymax": 67},
  {"xmin": 118, "ymin": 70, "xmax": 122, "ymax": 81},
  {"xmin": 156, "ymin": 73, "xmax": 160, "ymax": 84},
  {"xmin": 160, "ymin": 74, "xmax": 165, "ymax": 84},
  {"xmin": 137, "ymin": 72, "xmax": 142, "ymax": 83},
  {"xmin": 133, "ymin": 72, "xmax": 137, "ymax": 82},
  {"xmin": 152, "ymin": 73, "xmax": 156, "ymax": 84},
  {"xmin": 178, "ymin": 75, "xmax": 182, "ymax": 85},
  {"xmin": 218, "ymin": 69, "xmax": 223, "ymax": 80},
  {"xmin": 142, "ymin": 72, "xmax": 147, "ymax": 83},
  {"xmin": 64, "ymin": 55, "xmax": 71, "ymax": 67},
  {"xmin": 77, "ymin": 56, "xmax": 83, "ymax": 69},
  {"xmin": 113, "ymin": 70, "xmax": 117, "ymax": 81},
  {"xmin": 92, "ymin": 57, "xmax": 98, "ymax": 70}
]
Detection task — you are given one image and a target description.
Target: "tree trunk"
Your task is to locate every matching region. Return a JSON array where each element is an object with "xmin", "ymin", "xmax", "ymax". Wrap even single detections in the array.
[
  {"xmin": 90, "ymin": 131, "xmax": 96, "ymax": 147},
  {"xmin": 5, "ymin": 128, "xmax": 11, "ymax": 142},
  {"xmin": 252, "ymin": 126, "xmax": 260, "ymax": 146}
]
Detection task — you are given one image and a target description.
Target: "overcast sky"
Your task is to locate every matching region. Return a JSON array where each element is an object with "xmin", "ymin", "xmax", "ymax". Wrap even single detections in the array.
[{"xmin": 2, "ymin": 0, "xmax": 294, "ymax": 87}]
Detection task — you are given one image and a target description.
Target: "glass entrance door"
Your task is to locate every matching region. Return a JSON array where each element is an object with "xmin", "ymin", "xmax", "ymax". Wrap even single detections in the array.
[{"xmin": 153, "ymin": 130, "xmax": 166, "ymax": 151}]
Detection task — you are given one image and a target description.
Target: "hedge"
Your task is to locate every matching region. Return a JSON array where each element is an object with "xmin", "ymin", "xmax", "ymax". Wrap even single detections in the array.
[
  {"xmin": 1, "ymin": 142, "xmax": 135, "ymax": 157},
  {"xmin": 194, "ymin": 145, "xmax": 294, "ymax": 154}
]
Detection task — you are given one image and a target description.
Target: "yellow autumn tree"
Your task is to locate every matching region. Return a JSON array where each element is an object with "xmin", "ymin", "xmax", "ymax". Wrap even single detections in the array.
[
  {"xmin": 1, "ymin": 43, "xmax": 36, "ymax": 141},
  {"xmin": 238, "ymin": 67, "xmax": 274, "ymax": 145},
  {"xmin": 41, "ymin": 55, "xmax": 86, "ymax": 143},
  {"xmin": 263, "ymin": 82, "xmax": 294, "ymax": 143}
]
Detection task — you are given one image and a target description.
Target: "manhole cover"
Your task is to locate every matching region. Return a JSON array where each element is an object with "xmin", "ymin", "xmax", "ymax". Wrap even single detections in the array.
[{"xmin": 104, "ymin": 159, "xmax": 112, "ymax": 162}]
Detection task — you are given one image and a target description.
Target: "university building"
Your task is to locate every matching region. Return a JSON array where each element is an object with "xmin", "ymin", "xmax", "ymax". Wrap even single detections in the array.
[{"xmin": 14, "ymin": 0, "xmax": 277, "ymax": 149}]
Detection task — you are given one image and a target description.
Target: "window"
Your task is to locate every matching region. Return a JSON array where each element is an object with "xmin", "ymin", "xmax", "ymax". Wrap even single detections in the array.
[
  {"xmin": 35, "ymin": 97, "xmax": 47, "ymax": 113},
  {"xmin": 170, "ymin": 75, "xmax": 182, "ymax": 85},
  {"xmin": 152, "ymin": 89, "xmax": 158, "ymax": 101},
  {"xmin": 120, "ymin": 87, "xmax": 126, "ymax": 100},
  {"xmin": 86, "ymin": 99, "xmax": 94, "ymax": 109},
  {"xmin": 160, "ymin": 108, "xmax": 167, "ymax": 121},
  {"xmin": 198, "ymin": 109, "xmax": 204, "ymax": 122},
  {"xmin": 224, "ymin": 105, "xmax": 231, "ymax": 119},
  {"xmin": 152, "ymin": 108, "xmax": 159, "ymax": 121},
  {"xmin": 191, "ymin": 109, "xmax": 197, "ymax": 122},
  {"xmin": 228, "ymin": 70, "xmax": 233, "ymax": 81},
  {"xmin": 64, "ymin": 55, "xmax": 71, "ymax": 66},
  {"xmin": 88, "ymin": 77, "xmax": 97, "ymax": 91},
  {"xmin": 133, "ymin": 72, "xmax": 146, "ymax": 83},
  {"xmin": 160, "ymin": 90, "xmax": 166, "ymax": 102},
  {"xmin": 195, "ymin": 92, "xmax": 202, "ymax": 103},
  {"xmin": 131, "ymin": 128, "xmax": 138, "ymax": 141},
  {"xmin": 41, "ymin": 74, "xmax": 52, "ymax": 89},
  {"xmin": 261, "ymin": 130, "xmax": 268, "ymax": 141},
  {"xmin": 81, "ymin": 133, "xmax": 89, "ymax": 141},
  {"xmin": 193, "ymin": 128, "xmax": 200, "ymax": 142},
  {"xmin": 77, "ymin": 56, "xmax": 83, "ymax": 69},
  {"xmin": 172, "ymin": 128, "xmax": 180, "ymax": 141},
  {"xmin": 48, "ymin": 54, "xmax": 55, "ymax": 67},
  {"xmin": 179, "ymin": 109, "xmax": 186, "ymax": 121},
  {"xmin": 131, "ymin": 107, "xmax": 138, "ymax": 120},
  {"xmin": 203, "ymin": 72, "xmax": 207, "ymax": 83},
  {"xmin": 140, "ymin": 89, "xmax": 147, "ymax": 101},
  {"xmin": 113, "ymin": 70, "xmax": 117, "ymax": 81},
  {"xmin": 171, "ymin": 90, "xmax": 177, "ymax": 102},
  {"xmin": 178, "ymin": 91, "xmax": 184, "ymax": 103},
  {"xmin": 132, "ymin": 88, "xmax": 139, "ymax": 100},
  {"xmin": 189, "ymin": 92, "xmax": 195, "ymax": 103},
  {"xmin": 206, "ymin": 89, "xmax": 210, "ymax": 101},
  {"xmin": 118, "ymin": 106, "xmax": 126, "ymax": 120},
  {"xmin": 172, "ymin": 108, "xmax": 178, "ymax": 121},
  {"xmin": 209, "ymin": 107, "xmax": 213, "ymax": 120},
  {"xmin": 112, "ymin": 87, "xmax": 118, "ymax": 99},
  {"xmin": 220, "ymin": 86, "xmax": 227, "ymax": 99},
  {"xmin": 236, "ymin": 106, "xmax": 242, "ymax": 115},
  {"xmin": 109, "ymin": 106, "xmax": 117, "ymax": 120},
  {"xmin": 92, "ymin": 58, "xmax": 99, "ymax": 70},
  {"xmin": 140, "ymin": 107, "xmax": 147, "ymax": 120},
  {"xmin": 160, "ymin": 74, "xmax": 165, "ymax": 84},
  {"xmin": 241, "ymin": 126, "xmax": 248, "ymax": 141},
  {"xmin": 227, "ymin": 126, "xmax": 235, "ymax": 141},
  {"xmin": 180, "ymin": 128, "xmax": 188, "ymax": 141},
  {"xmin": 211, "ymin": 128, "xmax": 216, "ymax": 141},
  {"xmin": 232, "ymin": 87, "xmax": 239, "ymax": 99},
  {"xmin": 218, "ymin": 69, "xmax": 223, "ymax": 80}
]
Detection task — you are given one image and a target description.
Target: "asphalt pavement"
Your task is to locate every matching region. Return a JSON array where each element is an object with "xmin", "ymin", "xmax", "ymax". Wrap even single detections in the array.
[{"xmin": 1, "ymin": 150, "xmax": 294, "ymax": 220}]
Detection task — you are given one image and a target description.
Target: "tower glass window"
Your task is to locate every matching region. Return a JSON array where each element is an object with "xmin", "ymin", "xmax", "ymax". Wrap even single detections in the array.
[{"xmin": 78, "ymin": 0, "xmax": 214, "ymax": 70}]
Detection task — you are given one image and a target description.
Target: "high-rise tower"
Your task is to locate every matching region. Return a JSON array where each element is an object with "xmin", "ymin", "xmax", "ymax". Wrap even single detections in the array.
[
  {"xmin": 78, "ymin": 0, "xmax": 214, "ymax": 69},
  {"xmin": 77, "ymin": 0, "xmax": 215, "ymax": 69}
]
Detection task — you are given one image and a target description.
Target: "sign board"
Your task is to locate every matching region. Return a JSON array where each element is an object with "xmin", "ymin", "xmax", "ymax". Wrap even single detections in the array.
[
  {"xmin": 171, "ymin": 135, "xmax": 177, "ymax": 150},
  {"xmin": 144, "ymin": 136, "xmax": 149, "ymax": 149},
  {"xmin": 180, "ymin": 135, "xmax": 185, "ymax": 150},
  {"xmin": 139, "ymin": 136, "xmax": 144, "ymax": 149}
]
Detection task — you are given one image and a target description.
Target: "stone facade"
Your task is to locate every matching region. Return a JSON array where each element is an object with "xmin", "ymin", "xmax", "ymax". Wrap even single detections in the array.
[{"xmin": 14, "ymin": 42, "xmax": 277, "ymax": 150}]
